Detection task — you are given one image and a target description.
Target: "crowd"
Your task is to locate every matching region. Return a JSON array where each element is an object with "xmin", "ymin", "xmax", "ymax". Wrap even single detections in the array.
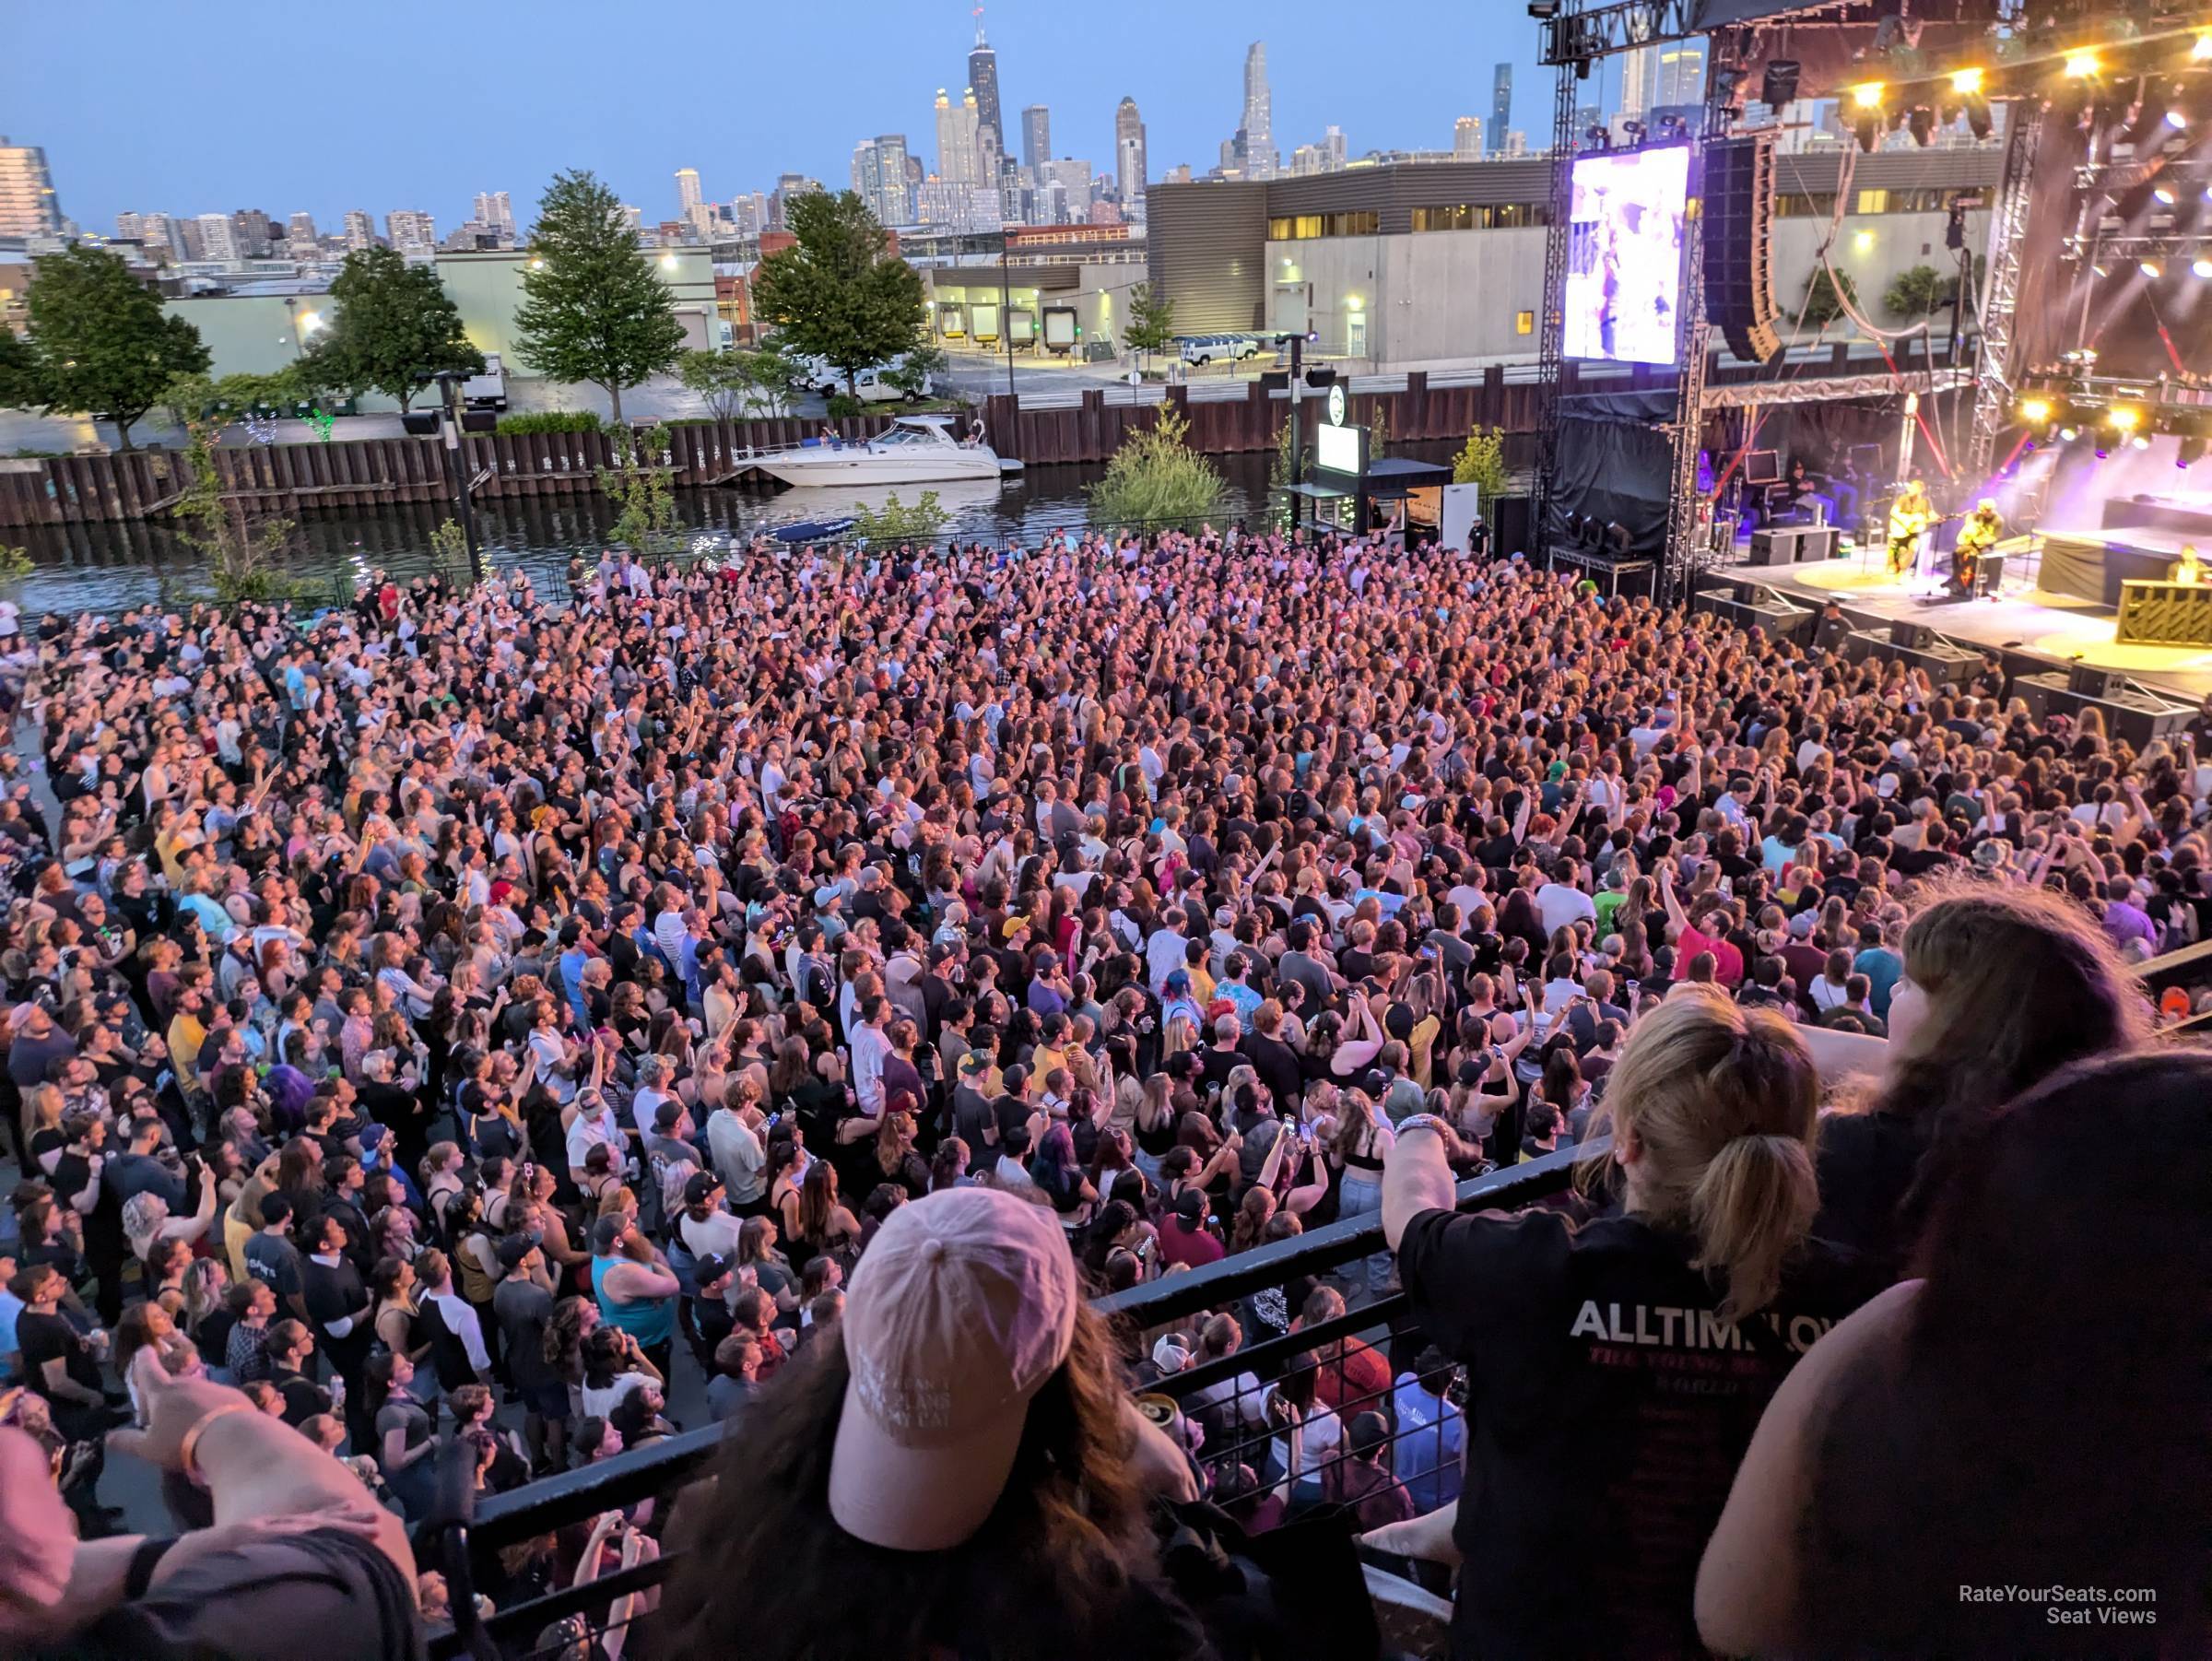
[{"xmin": 0, "ymin": 524, "xmax": 2206, "ymax": 1660}]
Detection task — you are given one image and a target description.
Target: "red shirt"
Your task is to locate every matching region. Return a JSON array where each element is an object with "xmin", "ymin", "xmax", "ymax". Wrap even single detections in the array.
[
  {"xmin": 1677, "ymin": 924, "xmax": 1745, "ymax": 987},
  {"xmin": 1158, "ymin": 1216, "xmax": 1225, "ymax": 1269},
  {"xmin": 1311, "ymin": 1336, "xmax": 1393, "ymax": 1419}
]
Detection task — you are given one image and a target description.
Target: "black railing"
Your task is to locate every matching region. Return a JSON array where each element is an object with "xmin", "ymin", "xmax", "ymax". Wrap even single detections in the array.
[{"xmin": 426, "ymin": 1148, "xmax": 1588, "ymax": 1658}]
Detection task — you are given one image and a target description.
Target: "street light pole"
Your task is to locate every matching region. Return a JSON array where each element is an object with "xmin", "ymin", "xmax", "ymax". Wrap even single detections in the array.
[
  {"xmin": 1000, "ymin": 233, "xmax": 1016, "ymax": 401},
  {"xmin": 1287, "ymin": 332, "xmax": 1305, "ymax": 537},
  {"xmin": 433, "ymin": 370, "xmax": 483, "ymax": 583}
]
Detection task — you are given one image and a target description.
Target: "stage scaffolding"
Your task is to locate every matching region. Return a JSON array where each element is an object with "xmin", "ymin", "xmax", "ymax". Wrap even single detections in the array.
[{"xmin": 1966, "ymin": 100, "xmax": 2046, "ymax": 482}]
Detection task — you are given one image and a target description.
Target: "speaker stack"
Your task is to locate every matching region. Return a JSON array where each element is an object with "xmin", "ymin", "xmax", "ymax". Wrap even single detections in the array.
[{"xmin": 1703, "ymin": 134, "xmax": 1782, "ymax": 364}]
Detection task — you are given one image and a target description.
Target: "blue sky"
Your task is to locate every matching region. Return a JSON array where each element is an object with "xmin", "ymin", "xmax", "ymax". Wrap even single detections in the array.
[{"xmin": 6, "ymin": 0, "xmax": 1586, "ymax": 232}]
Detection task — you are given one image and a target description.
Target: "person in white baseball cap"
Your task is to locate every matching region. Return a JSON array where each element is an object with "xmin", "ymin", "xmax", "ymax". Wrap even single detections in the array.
[{"xmin": 664, "ymin": 1185, "xmax": 1205, "ymax": 1659}]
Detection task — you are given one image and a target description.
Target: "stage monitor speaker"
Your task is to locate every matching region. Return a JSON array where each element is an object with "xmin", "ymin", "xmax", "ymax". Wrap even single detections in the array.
[
  {"xmin": 2069, "ymin": 662, "xmax": 2119, "ymax": 699},
  {"xmin": 1703, "ymin": 134, "xmax": 1782, "ymax": 364},
  {"xmin": 1890, "ymin": 620, "xmax": 1936, "ymax": 650}
]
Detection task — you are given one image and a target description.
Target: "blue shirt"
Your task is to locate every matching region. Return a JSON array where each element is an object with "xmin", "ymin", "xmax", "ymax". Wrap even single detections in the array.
[
  {"xmin": 1391, "ymin": 1372, "xmax": 1464, "ymax": 1515},
  {"xmin": 1853, "ymin": 947, "xmax": 1905, "ymax": 1019}
]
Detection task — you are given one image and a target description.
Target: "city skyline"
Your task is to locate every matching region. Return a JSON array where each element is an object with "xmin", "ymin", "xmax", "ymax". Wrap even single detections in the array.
[{"xmin": 5, "ymin": 0, "xmax": 1555, "ymax": 233}]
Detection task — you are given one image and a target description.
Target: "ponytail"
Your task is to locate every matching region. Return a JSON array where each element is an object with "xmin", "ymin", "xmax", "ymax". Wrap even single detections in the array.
[{"xmin": 1689, "ymin": 1133, "xmax": 1819, "ymax": 1322}]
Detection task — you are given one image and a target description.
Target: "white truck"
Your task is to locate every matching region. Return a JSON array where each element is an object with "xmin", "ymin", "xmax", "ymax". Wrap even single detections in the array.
[{"xmin": 794, "ymin": 353, "xmax": 933, "ymax": 404}]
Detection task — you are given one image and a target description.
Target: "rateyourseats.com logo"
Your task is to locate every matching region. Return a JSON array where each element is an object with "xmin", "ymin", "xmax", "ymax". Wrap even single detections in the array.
[{"xmin": 1959, "ymin": 1586, "xmax": 2159, "ymax": 1629}]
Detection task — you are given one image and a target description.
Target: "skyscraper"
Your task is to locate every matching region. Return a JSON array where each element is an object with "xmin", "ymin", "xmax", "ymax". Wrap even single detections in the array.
[
  {"xmin": 343, "ymin": 209, "xmax": 375, "ymax": 251},
  {"xmin": 853, "ymin": 135, "xmax": 913, "ymax": 229},
  {"xmin": 1115, "ymin": 97, "xmax": 1147, "ymax": 216},
  {"xmin": 1323, "ymin": 125, "xmax": 1346, "ymax": 171},
  {"xmin": 967, "ymin": 14, "xmax": 1003, "ymax": 156},
  {"xmin": 194, "ymin": 212, "xmax": 239, "ymax": 262},
  {"xmin": 0, "ymin": 136, "xmax": 63, "ymax": 238},
  {"xmin": 288, "ymin": 211, "xmax": 319, "ymax": 250},
  {"xmin": 114, "ymin": 210, "xmax": 143, "ymax": 241},
  {"xmin": 1491, "ymin": 65, "xmax": 1513, "ymax": 156},
  {"xmin": 230, "ymin": 209, "xmax": 276, "ymax": 258},
  {"xmin": 138, "ymin": 212, "xmax": 181, "ymax": 259},
  {"xmin": 1453, "ymin": 116, "xmax": 1484, "ymax": 157},
  {"xmin": 935, "ymin": 88, "xmax": 983, "ymax": 186},
  {"xmin": 1020, "ymin": 105, "xmax": 1051, "ymax": 171},
  {"xmin": 1241, "ymin": 43, "xmax": 1277, "ymax": 179},
  {"xmin": 473, "ymin": 191, "xmax": 513, "ymax": 231},
  {"xmin": 1653, "ymin": 43, "xmax": 1706, "ymax": 111},
  {"xmin": 1620, "ymin": 47, "xmax": 1654, "ymax": 124},
  {"xmin": 386, "ymin": 211, "xmax": 437, "ymax": 253}
]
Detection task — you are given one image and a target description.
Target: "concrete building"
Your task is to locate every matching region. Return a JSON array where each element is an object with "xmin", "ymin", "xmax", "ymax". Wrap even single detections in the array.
[
  {"xmin": 1146, "ymin": 147, "xmax": 2000, "ymax": 369},
  {"xmin": 114, "ymin": 210, "xmax": 143, "ymax": 242},
  {"xmin": 1491, "ymin": 66, "xmax": 1512, "ymax": 157},
  {"xmin": 386, "ymin": 210, "xmax": 436, "ymax": 254},
  {"xmin": 343, "ymin": 210, "xmax": 376, "ymax": 252},
  {"xmin": 288, "ymin": 211, "xmax": 318, "ymax": 250},
  {"xmin": 474, "ymin": 191, "xmax": 513, "ymax": 232},
  {"xmin": 194, "ymin": 212, "xmax": 240, "ymax": 263},
  {"xmin": 231, "ymin": 209, "xmax": 276, "ymax": 258},
  {"xmin": 1453, "ymin": 117, "xmax": 1483, "ymax": 158},
  {"xmin": 968, "ymin": 21, "xmax": 1003, "ymax": 156},
  {"xmin": 1020, "ymin": 105, "xmax": 1051, "ymax": 171},
  {"xmin": 0, "ymin": 137, "xmax": 63, "ymax": 238},
  {"xmin": 1116, "ymin": 98, "xmax": 1147, "ymax": 218},
  {"xmin": 139, "ymin": 212, "xmax": 182, "ymax": 260},
  {"xmin": 160, "ymin": 245, "xmax": 722, "ymax": 403},
  {"xmin": 906, "ymin": 221, "xmax": 1146, "ymax": 352},
  {"xmin": 853, "ymin": 135, "xmax": 912, "ymax": 230},
  {"xmin": 1241, "ymin": 43, "xmax": 1277, "ymax": 180},
  {"xmin": 935, "ymin": 88, "xmax": 984, "ymax": 187},
  {"xmin": 1504, "ymin": 131, "xmax": 1529, "ymax": 157}
]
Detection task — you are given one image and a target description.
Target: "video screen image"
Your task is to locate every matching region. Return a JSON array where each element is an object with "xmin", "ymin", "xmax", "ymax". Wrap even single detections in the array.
[{"xmin": 1563, "ymin": 146, "xmax": 1688, "ymax": 365}]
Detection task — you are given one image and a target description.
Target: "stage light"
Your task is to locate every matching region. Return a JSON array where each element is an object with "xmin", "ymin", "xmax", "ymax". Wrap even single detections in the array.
[
  {"xmin": 1908, "ymin": 107, "xmax": 1936, "ymax": 146},
  {"xmin": 1854, "ymin": 113, "xmax": 1881, "ymax": 153},
  {"xmin": 1950, "ymin": 67, "xmax": 1983, "ymax": 95},
  {"xmin": 2194, "ymin": 257, "xmax": 2212, "ymax": 278},
  {"xmin": 2110, "ymin": 405, "xmax": 2143, "ymax": 430},
  {"xmin": 1964, "ymin": 97, "xmax": 1994, "ymax": 139},
  {"xmin": 2019, "ymin": 396, "xmax": 2053, "ymax": 423},
  {"xmin": 2094, "ymin": 443, "xmax": 2110, "ymax": 459},
  {"xmin": 1852, "ymin": 82, "xmax": 1885, "ymax": 110},
  {"xmin": 2196, "ymin": 31, "xmax": 2212, "ymax": 61},
  {"xmin": 1761, "ymin": 60, "xmax": 1801, "ymax": 110},
  {"xmin": 2181, "ymin": 435, "xmax": 2210, "ymax": 466},
  {"xmin": 2065, "ymin": 51, "xmax": 2100, "ymax": 78},
  {"xmin": 2131, "ymin": 435, "xmax": 2153, "ymax": 451},
  {"xmin": 2060, "ymin": 426, "xmax": 2080, "ymax": 442},
  {"xmin": 2140, "ymin": 259, "xmax": 2164, "ymax": 278},
  {"xmin": 2167, "ymin": 110, "xmax": 2189, "ymax": 130},
  {"xmin": 2155, "ymin": 187, "xmax": 2176, "ymax": 206}
]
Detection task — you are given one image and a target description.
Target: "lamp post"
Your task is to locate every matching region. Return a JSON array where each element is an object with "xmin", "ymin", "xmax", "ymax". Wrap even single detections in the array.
[
  {"xmin": 999, "ymin": 232, "xmax": 1017, "ymax": 400},
  {"xmin": 432, "ymin": 370, "xmax": 483, "ymax": 582}
]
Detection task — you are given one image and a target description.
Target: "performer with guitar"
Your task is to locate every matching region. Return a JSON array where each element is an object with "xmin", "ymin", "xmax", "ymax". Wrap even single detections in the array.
[
  {"xmin": 1887, "ymin": 479, "xmax": 1935, "ymax": 580},
  {"xmin": 1949, "ymin": 499, "xmax": 2004, "ymax": 597}
]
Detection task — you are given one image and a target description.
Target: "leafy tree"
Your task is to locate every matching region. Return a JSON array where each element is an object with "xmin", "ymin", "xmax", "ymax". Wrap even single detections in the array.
[
  {"xmin": 597, "ymin": 423, "xmax": 677, "ymax": 549},
  {"xmin": 1800, "ymin": 267, "xmax": 1859, "ymax": 329},
  {"xmin": 162, "ymin": 368, "xmax": 307, "ymax": 427},
  {"xmin": 749, "ymin": 343, "xmax": 812, "ymax": 415},
  {"xmin": 881, "ymin": 341, "xmax": 947, "ymax": 400},
  {"xmin": 1452, "ymin": 424, "xmax": 1511, "ymax": 496},
  {"xmin": 1884, "ymin": 264, "xmax": 1948, "ymax": 318},
  {"xmin": 175, "ymin": 417, "xmax": 302, "ymax": 600},
  {"xmin": 851, "ymin": 489, "xmax": 948, "ymax": 546},
  {"xmin": 1268, "ymin": 411, "xmax": 1303, "ymax": 501},
  {"xmin": 0, "ymin": 329, "xmax": 41, "ymax": 410},
  {"xmin": 678, "ymin": 348, "xmax": 759, "ymax": 422},
  {"xmin": 514, "ymin": 171, "xmax": 687, "ymax": 425},
  {"xmin": 23, "ymin": 245, "xmax": 209, "ymax": 450},
  {"xmin": 750, "ymin": 192, "xmax": 926, "ymax": 398},
  {"xmin": 1088, "ymin": 407, "xmax": 1224, "ymax": 531},
  {"xmin": 1125, "ymin": 282, "xmax": 1176, "ymax": 366},
  {"xmin": 299, "ymin": 246, "xmax": 483, "ymax": 412}
]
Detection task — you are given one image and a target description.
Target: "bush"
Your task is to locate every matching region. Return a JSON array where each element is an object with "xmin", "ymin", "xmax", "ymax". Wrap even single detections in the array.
[
  {"xmin": 851, "ymin": 490, "xmax": 948, "ymax": 546},
  {"xmin": 824, "ymin": 394, "xmax": 866, "ymax": 419},
  {"xmin": 1452, "ymin": 425, "xmax": 1511, "ymax": 497},
  {"xmin": 496, "ymin": 410, "xmax": 604, "ymax": 435},
  {"xmin": 1088, "ymin": 408, "xmax": 1224, "ymax": 532}
]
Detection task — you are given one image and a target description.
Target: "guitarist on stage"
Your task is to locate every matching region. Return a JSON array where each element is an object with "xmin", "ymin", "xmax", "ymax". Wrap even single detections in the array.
[
  {"xmin": 1887, "ymin": 479, "xmax": 1934, "ymax": 580},
  {"xmin": 1949, "ymin": 498, "xmax": 2003, "ymax": 597}
]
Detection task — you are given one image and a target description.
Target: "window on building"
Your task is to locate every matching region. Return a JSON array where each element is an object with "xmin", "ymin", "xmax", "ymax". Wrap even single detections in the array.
[
  {"xmin": 1515, "ymin": 310, "xmax": 1535, "ymax": 335},
  {"xmin": 1855, "ymin": 188, "xmax": 1889, "ymax": 215},
  {"xmin": 1774, "ymin": 192, "xmax": 1838, "ymax": 218}
]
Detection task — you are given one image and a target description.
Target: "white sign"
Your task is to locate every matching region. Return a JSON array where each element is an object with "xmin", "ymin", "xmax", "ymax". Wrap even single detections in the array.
[{"xmin": 1314, "ymin": 420, "xmax": 1362, "ymax": 477}]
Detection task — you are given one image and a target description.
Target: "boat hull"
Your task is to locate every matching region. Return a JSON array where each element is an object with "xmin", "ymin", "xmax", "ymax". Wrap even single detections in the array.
[{"xmin": 754, "ymin": 453, "xmax": 1004, "ymax": 487}]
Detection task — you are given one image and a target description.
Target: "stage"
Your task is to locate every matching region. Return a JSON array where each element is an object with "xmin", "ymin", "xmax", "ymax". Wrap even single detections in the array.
[{"xmin": 1700, "ymin": 534, "xmax": 2212, "ymax": 706}]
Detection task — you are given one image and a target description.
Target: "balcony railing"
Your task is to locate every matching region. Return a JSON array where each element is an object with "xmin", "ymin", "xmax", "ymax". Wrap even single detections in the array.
[{"xmin": 425, "ymin": 939, "xmax": 2212, "ymax": 1656}]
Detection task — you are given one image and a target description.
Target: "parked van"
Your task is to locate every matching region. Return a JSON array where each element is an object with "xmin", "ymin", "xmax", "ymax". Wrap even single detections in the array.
[
  {"xmin": 794, "ymin": 354, "xmax": 933, "ymax": 404},
  {"xmin": 1177, "ymin": 335, "xmax": 1262, "ymax": 366}
]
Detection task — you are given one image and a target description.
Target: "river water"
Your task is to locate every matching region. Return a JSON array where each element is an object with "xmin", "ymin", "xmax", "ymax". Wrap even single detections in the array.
[{"xmin": 6, "ymin": 452, "xmax": 1298, "ymax": 617}]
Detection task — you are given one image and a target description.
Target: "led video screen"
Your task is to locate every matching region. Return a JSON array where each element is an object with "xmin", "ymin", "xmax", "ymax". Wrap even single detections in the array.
[{"xmin": 1564, "ymin": 146, "xmax": 1689, "ymax": 365}]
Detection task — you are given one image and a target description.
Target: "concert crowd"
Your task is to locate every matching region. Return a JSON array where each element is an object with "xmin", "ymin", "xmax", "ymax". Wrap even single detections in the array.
[{"xmin": 0, "ymin": 526, "xmax": 2206, "ymax": 1661}]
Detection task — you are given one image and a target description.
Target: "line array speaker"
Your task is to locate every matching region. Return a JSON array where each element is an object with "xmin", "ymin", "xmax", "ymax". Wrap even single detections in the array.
[{"xmin": 1703, "ymin": 133, "xmax": 1782, "ymax": 364}]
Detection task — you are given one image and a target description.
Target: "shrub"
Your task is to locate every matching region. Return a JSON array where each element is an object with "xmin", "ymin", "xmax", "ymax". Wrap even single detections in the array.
[
  {"xmin": 496, "ymin": 410, "xmax": 604, "ymax": 435},
  {"xmin": 824, "ymin": 394, "xmax": 866, "ymax": 419},
  {"xmin": 851, "ymin": 490, "xmax": 948, "ymax": 546},
  {"xmin": 1088, "ymin": 408, "xmax": 1224, "ymax": 532}
]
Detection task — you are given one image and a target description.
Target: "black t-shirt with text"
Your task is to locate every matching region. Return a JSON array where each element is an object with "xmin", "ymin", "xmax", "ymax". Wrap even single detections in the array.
[{"xmin": 1397, "ymin": 1203, "xmax": 1882, "ymax": 1660}]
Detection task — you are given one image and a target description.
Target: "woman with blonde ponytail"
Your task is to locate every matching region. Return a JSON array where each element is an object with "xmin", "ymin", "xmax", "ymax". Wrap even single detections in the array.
[{"xmin": 1380, "ymin": 987, "xmax": 1883, "ymax": 1660}]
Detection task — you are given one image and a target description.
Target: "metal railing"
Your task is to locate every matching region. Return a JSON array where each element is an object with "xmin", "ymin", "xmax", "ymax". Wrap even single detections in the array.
[{"xmin": 425, "ymin": 1148, "xmax": 1587, "ymax": 1658}]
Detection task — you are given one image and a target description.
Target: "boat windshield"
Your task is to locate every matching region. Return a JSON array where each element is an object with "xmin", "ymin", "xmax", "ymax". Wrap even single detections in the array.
[{"xmin": 877, "ymin": 424, "xmax": 948, "ymax": 446}]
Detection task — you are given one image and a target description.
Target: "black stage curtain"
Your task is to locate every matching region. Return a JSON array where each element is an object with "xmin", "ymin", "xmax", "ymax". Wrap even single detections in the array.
[{"xmin": 1547, "ymin": 389, "xmax": 1675, "ymax": 559}]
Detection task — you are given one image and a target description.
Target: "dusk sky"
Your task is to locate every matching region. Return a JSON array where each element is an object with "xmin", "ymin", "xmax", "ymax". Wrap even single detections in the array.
[{"xmin": 6, "ymin": 0, "xmax": 1599, "ymax": 232}]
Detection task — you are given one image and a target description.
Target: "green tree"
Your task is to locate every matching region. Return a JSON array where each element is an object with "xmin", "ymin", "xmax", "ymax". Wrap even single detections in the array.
[
  {"xmin": 750, "ymin": 191, "xmax": 926, "ymax": 398},
  {"xmin": 1124, "ymin": 282, "xmax": 1177, "ymax": 368},
  {"xmin": 1883, "ymin": 264, "xmax": 1948, "ymax": 318},
  {"xmin": 1088, "ymin": 407, "xmax": 1224, "ymax": 531},
  {"xmin": 23, "ymin": 245, "xmax": 209, "ymax": 450},
  {"xmin": 174, "ymin": 418, "xmax": 302, "ymax": 600},
  {"xmin": 0, "ymin": 329, "xmax": 41, "ymax": 410},
  {"xmin": 881, "ymin": 341, "xmax": 947, "ymax": 400},
  {"xmin": 1452, "ymin": 424, "xmax": 1511, "ymax": 497},
  {"xmin": 851, "ymin": 489, "xmax": 948, "ymax": 545},
  {"xmin": 514, "ymin": 171, "xmax": 687, "ymax": 425},
  {"xmin": 678, "ymin": 348, "xmax": 760, "ymax": 422},
  {"xmin": 597, "ymin": 422, "xmax": 677, "ymax": 549},
  {"xmin": 162, "ymin": 368, "xmax": 306, "ymax": 427},
  {"xmin": 1801, "ymin": 266, "xmax": 1859, "ymax": 329},
  {"xmin": 299, "ymin": 246, "xmax": 483, "ymax": 412},
  {"xmin": 749, "ymin": 343, "xmax": 812, "ymax": 415}
]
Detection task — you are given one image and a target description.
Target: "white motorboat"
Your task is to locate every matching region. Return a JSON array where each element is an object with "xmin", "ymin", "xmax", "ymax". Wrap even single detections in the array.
[{"xmin": 748, "ymin": 415, "xmax": 1008, "ymax": 488}]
